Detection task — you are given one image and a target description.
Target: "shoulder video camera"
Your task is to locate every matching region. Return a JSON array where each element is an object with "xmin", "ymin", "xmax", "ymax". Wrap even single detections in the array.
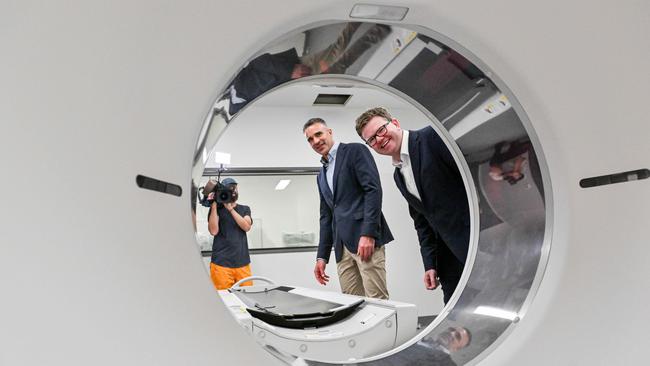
[{"xmin": 198, "ymin": 178, "xmax": 238, "ymax": 207}]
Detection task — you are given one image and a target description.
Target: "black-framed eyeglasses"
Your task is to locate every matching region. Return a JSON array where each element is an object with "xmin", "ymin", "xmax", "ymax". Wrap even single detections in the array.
[{"xmin": 365, "ymin": 121, "xmax": 390, "ymax": 146}]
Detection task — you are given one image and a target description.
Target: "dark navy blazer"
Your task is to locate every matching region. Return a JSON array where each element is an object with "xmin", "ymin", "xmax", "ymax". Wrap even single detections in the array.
[
  {"xmin": 393, "ymin": 127, "xmax": 470, "ymax": 275},
  {"xmin": 317, "ymin": 143, "xmax": 394, "ymax": 263},
  {"xmin": 229, "ymin": 48, "xmax": 299, "ymax": 115}
]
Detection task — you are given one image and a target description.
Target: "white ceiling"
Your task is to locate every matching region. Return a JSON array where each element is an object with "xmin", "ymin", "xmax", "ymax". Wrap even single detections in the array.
[{"xmin": 253, "ymin": 77, "xmax": 413, "ymax": 109}]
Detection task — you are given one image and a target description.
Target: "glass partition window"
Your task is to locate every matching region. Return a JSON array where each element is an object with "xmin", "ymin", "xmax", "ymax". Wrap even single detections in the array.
[{"xmin": 195, "ymin": 171, "xmax": 320, "ymax": 252}]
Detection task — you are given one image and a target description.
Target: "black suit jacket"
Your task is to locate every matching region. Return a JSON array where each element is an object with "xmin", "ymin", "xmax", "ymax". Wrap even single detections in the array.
[
  {"xmin": 229, "ymin": 48, "xmax": 299, "ymax": 115},
  {"xmin": 317, "ymin": 143, "xmax": 393, "ymax": 263},
  {"xmin": 394, "ymin": 127, "xmax": 469, "ymax": 275}
]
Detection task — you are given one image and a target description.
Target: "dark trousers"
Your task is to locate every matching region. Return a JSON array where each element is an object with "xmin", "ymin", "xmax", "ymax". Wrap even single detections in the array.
[
  {"xmin": 437, "ymin": 243, "xmax": 465, "ymax": 304},
  {"xmin": 440, "ymin": 275, "xmax": 462, "ymax": 304}
]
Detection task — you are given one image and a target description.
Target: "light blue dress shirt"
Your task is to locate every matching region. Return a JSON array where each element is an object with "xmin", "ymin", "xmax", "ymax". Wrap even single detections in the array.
[{"xmin": 325, "ymin": 142, "xmax": 340, "ymax": 192}]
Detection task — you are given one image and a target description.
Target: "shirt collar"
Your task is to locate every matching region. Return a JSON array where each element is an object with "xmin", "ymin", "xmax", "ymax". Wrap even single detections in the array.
[
  {"xmin": 392, "ymin": 130, "xmax": 409, "ymax": 167},
  {"xmin": 326, "ymin": 142, "xmax": 340, "ymax": 162}
]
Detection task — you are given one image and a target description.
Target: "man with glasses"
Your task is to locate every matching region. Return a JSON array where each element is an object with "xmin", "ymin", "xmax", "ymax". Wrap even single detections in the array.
[
  {"xmin": 303, "ymin": 117, "xmax": 393, "ymax": 299},
  {"xmin": 355, "ymin": 107, "xmax": 470, "ymax": 304}
]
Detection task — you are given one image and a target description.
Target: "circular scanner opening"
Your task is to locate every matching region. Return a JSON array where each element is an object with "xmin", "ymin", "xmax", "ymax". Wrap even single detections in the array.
[{"xmin": 191, "ymin": 21, "xmax": 549, "ymax": 365}]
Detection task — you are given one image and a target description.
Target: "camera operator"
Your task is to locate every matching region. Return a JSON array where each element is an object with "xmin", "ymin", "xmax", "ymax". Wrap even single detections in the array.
[{"xmin": 206, "ymin": 177, "xmax": 254, "ymax": 290}]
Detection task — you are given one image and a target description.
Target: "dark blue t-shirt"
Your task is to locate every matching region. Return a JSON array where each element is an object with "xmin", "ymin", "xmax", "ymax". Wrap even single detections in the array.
[{"xmin": 208, "ymin": 204, "xmax": 252, "ymax": 268}]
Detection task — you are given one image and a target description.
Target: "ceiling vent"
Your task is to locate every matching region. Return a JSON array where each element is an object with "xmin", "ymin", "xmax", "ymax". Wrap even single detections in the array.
[{"xmin": 313, "ymin": 94, "xmax": 351, "ymax": 106}]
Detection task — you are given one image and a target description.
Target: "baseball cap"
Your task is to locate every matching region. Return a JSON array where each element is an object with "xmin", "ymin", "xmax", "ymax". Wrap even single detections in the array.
[{"xmin": 221, "ymin": 177, "xmax": 237, "ymax": 186}]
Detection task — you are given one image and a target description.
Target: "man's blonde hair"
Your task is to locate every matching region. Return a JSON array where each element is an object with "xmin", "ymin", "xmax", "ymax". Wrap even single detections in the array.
[{"xmin": 355, "ymin": 107, "xmax": 392, "ymax": 137}]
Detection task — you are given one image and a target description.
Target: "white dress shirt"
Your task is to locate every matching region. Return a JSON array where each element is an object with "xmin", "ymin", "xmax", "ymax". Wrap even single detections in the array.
[{"xmin": 392, "ymin": 130, "xmax": 422, "ymax": 201}]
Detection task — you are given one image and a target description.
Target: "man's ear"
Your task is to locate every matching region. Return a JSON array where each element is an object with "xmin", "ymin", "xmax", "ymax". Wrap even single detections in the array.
[{"xmin": 392, "ymin": 118, "xmax": 401, "ymax": 128}]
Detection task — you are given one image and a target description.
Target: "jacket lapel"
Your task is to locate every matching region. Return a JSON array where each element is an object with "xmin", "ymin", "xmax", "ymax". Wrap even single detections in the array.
[
  {"xmin": 408, "ymin": 130, "xmax": 426, "ymax": 202},
  {"xmin": 390, "ymin": 131, "xmax": 425, "ymax": 211},
  {"xmin": 331, "ymin": 143, "xmax": 347, "ymax": 200},
  {"xmin": 394, "ymin": 168, "xmax": 424, "ymax": 211},
  {"xmin": 318, "ymin": 168, "xmax": 334, "ymax": 208}
]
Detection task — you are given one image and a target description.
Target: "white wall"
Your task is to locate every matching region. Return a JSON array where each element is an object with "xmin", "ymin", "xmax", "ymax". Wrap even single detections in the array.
[{"xmin": 210, "ymin": 103, "xmax": 447, "ymax": 315}]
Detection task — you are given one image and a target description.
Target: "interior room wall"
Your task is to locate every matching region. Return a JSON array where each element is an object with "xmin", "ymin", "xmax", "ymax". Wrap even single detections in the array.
[
  {"xmin": 195, "ymin": 175, "xmax": 320, "ymax": 249},
  {"xmin": 208, "ymin": 104, "xmax": 450, "ymax": 315},
  {"xmin": 239, "ymin": 175, "xmax": 320, "ymax": 248}
]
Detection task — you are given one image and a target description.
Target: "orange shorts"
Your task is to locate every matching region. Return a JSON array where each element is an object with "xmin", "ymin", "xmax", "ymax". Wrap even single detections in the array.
[{"xmin": 209, "ymin": 263, "xmax": 252, "ymax": 290}]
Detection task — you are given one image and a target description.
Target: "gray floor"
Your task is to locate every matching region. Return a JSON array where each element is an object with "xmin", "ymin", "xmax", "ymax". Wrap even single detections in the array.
[{"xmin": 417, "ymin": 315, "xmax": 437, "ymax": 330}]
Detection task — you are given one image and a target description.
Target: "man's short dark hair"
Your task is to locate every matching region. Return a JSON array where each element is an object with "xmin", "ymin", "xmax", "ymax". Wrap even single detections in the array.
[
  {"xmin": 303, "ymin": 117, "xmax": 327, "ymax": 132},
  {"xmin": 355, "ymin": 107, "xmax": 392, "ymax": 137}
]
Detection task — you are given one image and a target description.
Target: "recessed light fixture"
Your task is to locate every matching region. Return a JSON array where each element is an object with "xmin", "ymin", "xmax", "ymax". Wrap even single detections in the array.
[
  {"xmin": 313, "ymin": 94, "xmax": 352, "ymax": 106},
  {"xmin": 275, "ymin": 179, "xmax": 291, "ymax": 190},
  {"xmin": 350, "ymin": 4, "xmax": 409, "ymax": 21},
  {"xmin": 474, "ymin": 306, "xmax": 520, "ymax": 321}
]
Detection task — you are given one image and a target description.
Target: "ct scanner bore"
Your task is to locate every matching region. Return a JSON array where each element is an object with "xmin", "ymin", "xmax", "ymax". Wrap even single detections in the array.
[{"xmin": 193, "ymin": 21, "xmax": 550, "ymax": 365}]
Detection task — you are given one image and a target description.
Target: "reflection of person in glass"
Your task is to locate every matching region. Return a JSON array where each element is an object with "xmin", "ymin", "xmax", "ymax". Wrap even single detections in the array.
[
  {"xmin": 304, "ymin": 117, "xmax": 393, "ymax": 299},
  {"xmin": 207, "ymin": 178, "xmax": 254, "ymax": 290},
  {"xmin": 226, "ymin": 22, "xmax": 390, "ymax": 115},
  {"xmin": 356, "ymin": 107, "xmax": 469, "ymax": 304},
  {"xmin": 488, "ymin": 140, "xmax": 530, "ymax": 185},
  {"xmin": 373, "ymin": 326, "xmax": 471, "ymax": 366},
  {"xmin": 424, "ymin": 326, "xmax": 472, "ymax": 366}
]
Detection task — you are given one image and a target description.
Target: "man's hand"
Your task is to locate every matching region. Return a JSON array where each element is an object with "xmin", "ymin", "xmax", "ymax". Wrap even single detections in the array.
[
  {"xmin": 314, "ymin": 260, "xmax": 330, "ymax": 285},
  {"xmin": 424, "ymin": 269, "xmax": 440, "ymax": 290},
  {"xmin": 357, "ymin": 235, "xmax": 376, "ymax": 262},
  {"xmin": 223, "ymin": 202, "xmax": 235, "ymax": 211},
  {"xmin": 291, "ymin": 64, "xmax": 312, "ymax": 79}
]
